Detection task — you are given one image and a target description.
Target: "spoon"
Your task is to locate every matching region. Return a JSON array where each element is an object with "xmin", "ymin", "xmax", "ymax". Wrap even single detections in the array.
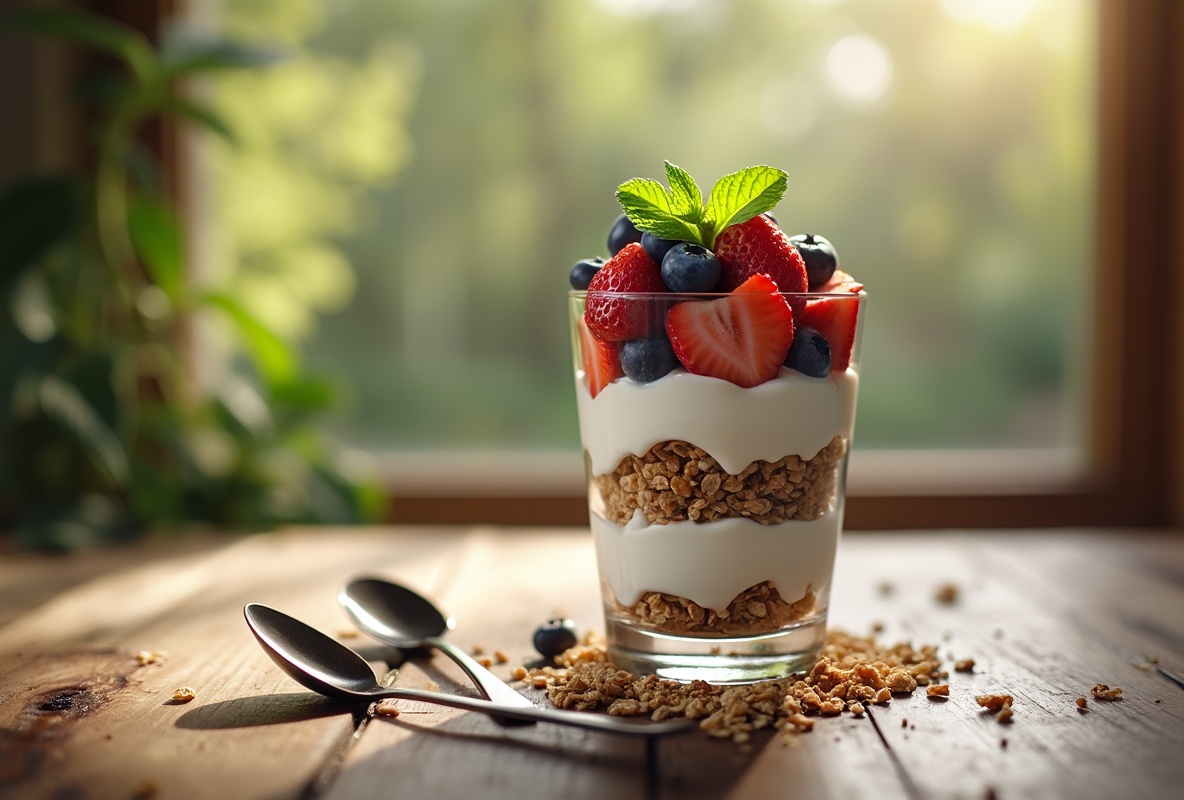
[
  {"xmin": 243, "ymin": 603, "xmax": 695, "ymax": 737},
  {"xmin": 338, "ymin": 576, "xmax": 533, "ymax": 713}
]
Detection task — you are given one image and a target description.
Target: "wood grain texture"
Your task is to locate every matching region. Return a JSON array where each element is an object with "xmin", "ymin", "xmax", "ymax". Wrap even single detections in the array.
[{"xmin": 1, "ymin": 527, "xmax": 1182, "ymax": 800}]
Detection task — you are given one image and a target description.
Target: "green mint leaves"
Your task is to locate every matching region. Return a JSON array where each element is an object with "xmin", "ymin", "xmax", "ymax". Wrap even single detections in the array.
[{"xmin": 615, "ymin": 162, "xmax": 787, "ymax": 250}]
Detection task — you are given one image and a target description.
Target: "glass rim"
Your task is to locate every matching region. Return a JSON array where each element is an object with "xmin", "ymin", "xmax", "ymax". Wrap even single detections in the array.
[{"xmin": 568, "ymin": 289, "xmax": 867, "ymax": 300}]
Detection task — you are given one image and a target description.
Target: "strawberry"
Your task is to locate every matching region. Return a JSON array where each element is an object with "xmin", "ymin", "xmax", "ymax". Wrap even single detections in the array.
[
  {"xmin": 796, "ymin": 297, "xmax": 860, "ymax": 372},
  {"xmin": 584, "ymin": 242, "xmax": 666, "ymax": 341},
  {"xmin": 814, "ymin": 269, "xmax": 863, "ymax": 294},
  {"xmin": 712, "ymin": 215, "xmax": 808, "ymax": 293},
  {"xmin": 665, "ymin": 273, "xmax": 795, "ymax": 388},
  {"xmin": 578, "ymin": 316, "xmax": 621, "ymax": 397}
]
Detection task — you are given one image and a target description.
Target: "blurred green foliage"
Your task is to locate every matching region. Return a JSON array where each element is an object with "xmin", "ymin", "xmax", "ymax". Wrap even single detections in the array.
[
  {"xmin": 213, "ymin": 0, "xmax": 1094, "ymax": 455},
  {"xmin": 0, "ymin": 7, "xmax": 384, "ymax": 549}
]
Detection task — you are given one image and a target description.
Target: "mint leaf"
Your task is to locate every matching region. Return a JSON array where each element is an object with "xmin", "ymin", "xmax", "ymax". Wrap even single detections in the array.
[
  {"xmin": 664, "ymin": 161, "xmax": 702, "ymax": 220},
  {"xmin": 616, "ymin": 177, "xmax": 704, "ymax": 244},
  {"xmin": 704, "ymin": 166, "xmax": 788, "ymax": 246}
]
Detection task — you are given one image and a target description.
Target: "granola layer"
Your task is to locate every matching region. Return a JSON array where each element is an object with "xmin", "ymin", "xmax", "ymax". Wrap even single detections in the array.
[
  {"xmin": 593, "ymin": 436, "xmax": 845, "ymax": 526},
  {"xmin": 616, "ymin": 581, "xmax": 817, "ymax": 637}
]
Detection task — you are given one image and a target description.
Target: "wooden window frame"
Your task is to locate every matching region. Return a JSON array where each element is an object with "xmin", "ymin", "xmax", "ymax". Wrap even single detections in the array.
[{"xmin": 101, "ymin": 0, "xmax": 1184, "ymax": 529}]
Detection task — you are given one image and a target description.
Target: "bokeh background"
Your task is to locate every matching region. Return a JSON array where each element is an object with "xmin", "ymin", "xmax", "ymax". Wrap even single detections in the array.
[{"xmin": 204, "ymin": 0, "xmax": 1094, "ymax": 456}]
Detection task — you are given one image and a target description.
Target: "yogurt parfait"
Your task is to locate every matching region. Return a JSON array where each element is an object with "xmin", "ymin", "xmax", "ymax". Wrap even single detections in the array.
[{"xmin": 568, "ymin": 163, "xmax": 865, "ymax": 683}]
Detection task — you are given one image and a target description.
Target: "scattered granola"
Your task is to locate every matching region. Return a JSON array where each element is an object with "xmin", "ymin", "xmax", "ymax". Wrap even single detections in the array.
[
  {"xmin": 337, "ymin": 629, "xmax": 360, "ymax": 639},
  {"xmin": 927, "ymin": 684, "xmax": 950, "ymax": 698},
  {"xmin": 976, "ymin": 694, "xmax": 1013, "ymax": 712},
  {"xmin": 977, "ymin": 693, "xmax": 1014, "ymax": 723},
  {"xmin": 136, "ymin": 650, "xmax": 167, "ymax": 666},
  {"xmin": 171, "ymin": 687, "xmax": 196, "ymax": 703},
  {"xmin": 1076, "ymin": 696, "xmax": 1088, "ymax": 710},
  {"xmin": 1090, "ymin": 683, "xmax": 1123, "ymax": 701},
  {"xmin": 494, "ymin": 648, "xmax": 510, "ymax": 664},
  {"xmin": 617, "ymin": 582, "xmax": 816, "ymax": 637},
  {"xmin": 954, "ymin": 658, "xmax": 976, "ymax": 673},
  {"xmin": 594, "ymin": 437, "xmax": 844, "ymax": 527},
  {"xmin": 519, "ymin": 629, "xmax": 944, "ymax": 743},
  {"xmin": 374, "ymin": 700, "xmax": 400, "ymax": 718},
  {"xmin": 934, "ymin": 583, "xmax": 959, "ymax": 604}
]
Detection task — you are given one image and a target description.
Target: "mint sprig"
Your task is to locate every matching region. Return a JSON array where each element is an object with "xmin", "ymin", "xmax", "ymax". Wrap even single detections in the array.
[{"xmin": 615, "ymin": 162, "xmax": 787, "ymax": 250}]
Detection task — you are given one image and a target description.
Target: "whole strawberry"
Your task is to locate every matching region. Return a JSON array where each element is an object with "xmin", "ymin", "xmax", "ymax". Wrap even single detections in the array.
[
  {"xmin": 713, "ymin": 215, "xmax": 808, "ymax": 293},
  {"xmin": 584, "ymin": 242, "xmax": 666, "ymax": 341}
]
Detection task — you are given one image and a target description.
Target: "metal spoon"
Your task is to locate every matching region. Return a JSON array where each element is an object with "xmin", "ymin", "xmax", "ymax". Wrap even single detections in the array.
[
  {"xmin": 243, "ymin": 603, "xmax": 694, "ymax": 737},
  {"xmin": 339, "ymin": 576, "xmax": 533, "ymax": 712}
]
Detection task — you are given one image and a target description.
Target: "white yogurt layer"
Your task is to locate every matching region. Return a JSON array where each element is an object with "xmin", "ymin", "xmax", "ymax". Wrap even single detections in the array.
[
  {"xmin": 591, "ymin": 509, "xmax": 842, "ymax": 612},
  {"xmin": 575, "ymin": 368, "xmax": 860, "ymax": 475}
]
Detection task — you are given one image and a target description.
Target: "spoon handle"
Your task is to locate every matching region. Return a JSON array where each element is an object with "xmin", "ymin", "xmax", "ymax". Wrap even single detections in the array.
[
  {"xmin": 370, "ymin": 686, "xmax": 696, "ymax": 737},
  {"xmin": 427, "ymin": 636, "xmax": 536, "ymax": 709}
]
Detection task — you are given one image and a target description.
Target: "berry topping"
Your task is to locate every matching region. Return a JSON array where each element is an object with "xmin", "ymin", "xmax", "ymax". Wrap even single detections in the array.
[
  {"xmin": 788, "ymin": 233, "xmax": 839, "ymax": 290},
  {"xmin": 584, "ymin": 243, "xmax": 666, "ymax": 341},
  {"xmin": 665, "ymin": 273, "xmax": 795, "ymax": 388},
  {"xmin": 713, "ymin": 215, "xmax": 808, "ymax": 293},
  {"xmin": 784, "ymin": 326, "xmax": 831, "ymax": 378},
  {"xmin": 619, "ymin": 336, "xmax": 679, "ymax": 383},
  {"xmin": 569, "ymin": 257, "xmax": 604, "ymax": 290},
  {"xmin": 796, "ymin": 298, "xmax": 859, "ymax": 372},
  {"xmin": 814, "ymin": 269, "xmax": 864, "ymax": 294},
  {"xmin": 640, "ymin": 232, "xmax": 679, "ymax": 265},
  {"xmin": 607, "ymin": 213, "xmax": 643, "ymax": 256},
  {"xmin": 660, "ymin": 242, "xmax": 721, "ymax": 293},
  {"xmin": 578, "ymin": 316, "xmax": 621, "ymax": 398},
  {"xmin": 533, "ymin": 618, "xmax": 578, "ymax": 657}
]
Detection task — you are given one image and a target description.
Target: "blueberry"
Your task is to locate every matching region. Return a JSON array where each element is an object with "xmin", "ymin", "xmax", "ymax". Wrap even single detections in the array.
[
  {"xmin": 607, "ymin": 214, "xmax": 642, "ymax": 256},
  {"xmin": 785, "ymin": 326, "xmax": 831, "ymax": 377},
  {"xmin": 788, "ymin": 234, "xmax": 838, "ymax": 289},
  {"xmin": 533, "ymin": 618, "xmax": 578, "ymax": 658},
  {"xmin": 619, "ymin": 336, "xmax": 679, "ymax": 383},
  {"xmin": 660, "ymin": 242, "xmax": 721, "ymax": 293},
  {"xmin": 640, "ymin": 232, "xmax": 679, "ymax": 265},
  {"xmin": 570, "ymin": 257, "xmax": 604, "ymax": 290}
]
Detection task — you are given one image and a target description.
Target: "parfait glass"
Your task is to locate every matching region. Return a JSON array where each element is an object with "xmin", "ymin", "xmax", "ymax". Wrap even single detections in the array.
[{"xmin": 569, "ymin": 289, "xmax": 865, "ymax": 684}]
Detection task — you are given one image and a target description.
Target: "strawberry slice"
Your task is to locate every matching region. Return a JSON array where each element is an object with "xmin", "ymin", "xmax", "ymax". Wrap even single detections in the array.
[
  {"xmin": 814, "ymin": 269, "xmax": 863, "ymax": 294},
  {"xmin": 665, "ymin": 274, "xmax": 795, "ymax": 388},
  {"xmin": 584, "ymin": 242, "xmax": 666, "ymax": 341},
  {"xmin": 713, "ymin": 215, "xmax": 808, "ymax": 293},
  {"xmin": 796, "ymin": 297, "xmax": 860, "ymax": 372},
  {"xmin": 578, "ymin": 316, "xmax": 621, "ymax": 397}
]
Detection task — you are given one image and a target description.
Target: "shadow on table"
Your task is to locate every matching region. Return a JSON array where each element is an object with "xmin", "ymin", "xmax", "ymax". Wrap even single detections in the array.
[{"xmin": 176, "ymin": 692, "xmax": 359, "ymax": 729}]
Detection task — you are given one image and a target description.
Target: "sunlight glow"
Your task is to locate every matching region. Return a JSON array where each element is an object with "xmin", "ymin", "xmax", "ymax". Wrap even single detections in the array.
[
  {"xmin": 760, "ymin": 79, "xmax": 817, "ymax": 140},
  {"xmin": 825, "ymin": 35, "xmax": 893, "ymax": 105},
  {"xmin": 940, "ymin": 0, "xmax": 1036, "ymax": 31}
]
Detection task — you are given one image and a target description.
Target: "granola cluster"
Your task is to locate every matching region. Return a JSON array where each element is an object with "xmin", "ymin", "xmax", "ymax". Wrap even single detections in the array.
[
  {"xmin": 619, "ymin": 581, "xmax": 816, "ymax": 637},
  {"xmin": 593, "ymin": 436, "xmax": 845, "ymax": 527},
  {"xmin": 520, "ymin": 630, "xmax": 945, "ymax": 744}
]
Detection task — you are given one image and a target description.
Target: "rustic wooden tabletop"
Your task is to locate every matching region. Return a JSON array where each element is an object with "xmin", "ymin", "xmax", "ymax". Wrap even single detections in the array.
[{"xmin": 1, "ymin": 527, "xmax": 1182, "ymax": 800}]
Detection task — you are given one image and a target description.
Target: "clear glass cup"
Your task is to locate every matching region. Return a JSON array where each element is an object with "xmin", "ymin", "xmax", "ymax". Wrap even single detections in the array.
[{"xmin": 569, "ymin": 288, "xmax": 865, "ymax": 684}]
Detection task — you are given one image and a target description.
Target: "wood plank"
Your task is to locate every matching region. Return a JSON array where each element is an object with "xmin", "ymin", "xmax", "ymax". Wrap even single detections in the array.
[
  {"xmin": 327, "ymin": 528, "xmax": 913, "ymax": 800},
  {"xmin": 828, "ymin": 531, "xmax": 1184, "ymax": 800},
  {"xmin": 0, "ymin": 528, "xmax": 466, "ymax": 800}
]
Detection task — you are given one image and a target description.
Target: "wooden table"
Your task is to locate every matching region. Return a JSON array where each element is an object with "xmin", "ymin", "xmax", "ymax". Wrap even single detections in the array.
[{"xmin": 2, "ymin": 527, "xmax": 1182, "ymax": 800}]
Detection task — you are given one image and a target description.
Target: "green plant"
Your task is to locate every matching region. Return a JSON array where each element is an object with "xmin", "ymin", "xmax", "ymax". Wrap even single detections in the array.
[{"xmin": 0, "ymin": 8, "xmax": 382, "ymax": 549}]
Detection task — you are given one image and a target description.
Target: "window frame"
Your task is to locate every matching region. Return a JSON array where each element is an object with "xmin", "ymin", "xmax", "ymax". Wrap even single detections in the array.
[{"xmin": 133, "ymin": 0, "xmax": 1184, "ymax": 529}]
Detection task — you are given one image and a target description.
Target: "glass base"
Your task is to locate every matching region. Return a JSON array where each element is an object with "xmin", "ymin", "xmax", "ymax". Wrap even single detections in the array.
[{"xmin": 604, "ymin": 613, "xmax": 827, "ymax": 684}]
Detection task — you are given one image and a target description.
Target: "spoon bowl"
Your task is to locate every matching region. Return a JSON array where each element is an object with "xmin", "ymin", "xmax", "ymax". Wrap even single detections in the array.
[
  {"xmin": 339, "ymin": 577, "xmax": 453, "ymax": 647},
  {"xmin": 243, "ymin": 603, "xmax": 695, "ymax": 737},
  {"xmin": 339, "ymin": 577, "xmax": 536, "ymax": 716},
  {"xmin": 245, "ymin": 602, "xmax": 378, "ymax": 700}
]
